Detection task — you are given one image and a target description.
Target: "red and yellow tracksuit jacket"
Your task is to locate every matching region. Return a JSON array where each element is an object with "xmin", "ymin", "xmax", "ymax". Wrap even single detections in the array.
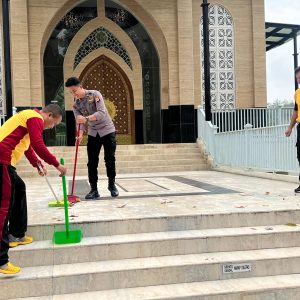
[{"xmin": 0, "ymin": 109, "xmax": 59, "ymax": 168}]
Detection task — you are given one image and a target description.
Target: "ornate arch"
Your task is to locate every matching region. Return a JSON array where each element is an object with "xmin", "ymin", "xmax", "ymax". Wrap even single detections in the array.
[
  {"xmin": 41, "ymin": 0, "xmax": 169, "ymax": 105},
  {"xmin": 63, "ymin": 16, "xmax": 142, "ymax": 110}
]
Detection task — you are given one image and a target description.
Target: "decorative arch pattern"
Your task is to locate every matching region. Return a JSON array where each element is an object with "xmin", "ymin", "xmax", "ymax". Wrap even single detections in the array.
[
  {"xmin": 74, "ymin": 27, "xmax": 132, "ymax": 69},
  {"xmin": 200, "ymin": 4, "xmax": 236, "ymax": 109}
]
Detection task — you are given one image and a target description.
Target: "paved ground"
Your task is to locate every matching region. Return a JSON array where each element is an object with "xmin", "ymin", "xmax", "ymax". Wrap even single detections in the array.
[{"xmin": 23, "ymin": 170, "xmax": 300, "ymax": 226}]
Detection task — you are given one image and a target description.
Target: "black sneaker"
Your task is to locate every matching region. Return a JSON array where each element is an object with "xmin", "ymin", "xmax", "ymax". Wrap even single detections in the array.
[
  {"xmin": 85, "ymin": 189, "xmax": 100, "ymax": 199},
  {"xmin": 295, "ymin": 185, "xmax": 300, "ymax": 193},
  {"xmin": 108, "ymin": 179, "xmax": 119, "ymax": 197}
]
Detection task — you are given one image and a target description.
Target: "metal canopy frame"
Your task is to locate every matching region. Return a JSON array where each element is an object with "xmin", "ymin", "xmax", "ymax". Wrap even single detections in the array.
[{"xmin": 266, "ymin": 22, "xmax": 300, "ymax": 90}]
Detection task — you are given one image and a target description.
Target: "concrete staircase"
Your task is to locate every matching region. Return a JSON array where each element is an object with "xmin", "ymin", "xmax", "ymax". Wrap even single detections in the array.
[
  {"xmin": 16, "ymin": 143, "xmax": 208, "ymax": 177},
  {"xmin": 5, "ymin": 209, "xmax": 300, "ymax": 299}
]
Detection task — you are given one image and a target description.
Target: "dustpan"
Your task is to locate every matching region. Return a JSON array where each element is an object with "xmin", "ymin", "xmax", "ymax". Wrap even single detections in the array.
[{"xmin": 53, "ymin": 158, "xmax": 82, "ymax": 244}]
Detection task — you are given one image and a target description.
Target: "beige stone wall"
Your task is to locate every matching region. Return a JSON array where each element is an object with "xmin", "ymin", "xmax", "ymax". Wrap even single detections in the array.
[
  {"xmin": 251, "ymin": 0, "xmax": 267, "ymax": 107},
  {"xmin": 193, "ymin": 0, "xmax": 202, "ymax": 109},
  {"xmin": 197, "ymin": 0, "xmax": 267, "ymax": 108},
  {"xmin": 177, "ymin": 0, "xmax": 195, "ymax": 105},
  {"xmin": 135, "ymin": 0, "xmax": 178, "ymax": 106},
  {"xmin": 10, "ymin": 0, "xmax": 31, "ymax": 106},
  {"xmin": 9, "ymin": 0, "xmax": 267, "ymax": 110}
]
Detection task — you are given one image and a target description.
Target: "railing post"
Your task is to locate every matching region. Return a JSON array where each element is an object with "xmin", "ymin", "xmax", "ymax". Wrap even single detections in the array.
[
  {"xmin": 244, "ymin": 123, "xmax": 253, "ymax": 168},
  {"xmin": 278, "ymin": 105, "xmax": 283, "ymax": 125},
  {"xmin": 210, "ymin": 124, "xmax": 218, "ymax": 166}
]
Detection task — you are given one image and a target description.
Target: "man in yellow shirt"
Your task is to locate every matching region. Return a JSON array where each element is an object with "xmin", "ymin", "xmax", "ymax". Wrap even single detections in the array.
[
  {"xmin": 286, "ymin": 67, "xmax": 300, "ymax": 192},
  {"xmin": 0, "ymin": 104, "xmax": 67, "ymax": 275}
]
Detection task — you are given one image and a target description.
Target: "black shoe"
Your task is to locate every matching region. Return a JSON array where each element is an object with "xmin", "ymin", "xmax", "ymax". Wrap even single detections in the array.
[
  {"xmin": 108, "ymin": 179, "xmax": 119, "ymax": 197},
  {"xmin": 85, "ymin": 189, "xmax": 100, "ymax": 199},
  {"xmin": 295, "ymin": 185, "xmax": 300, "ymax": 193}
]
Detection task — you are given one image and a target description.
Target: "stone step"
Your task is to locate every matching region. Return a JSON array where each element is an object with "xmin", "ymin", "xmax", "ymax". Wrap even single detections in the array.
[
  {"xmin": 18, "ymin": 164, "xmax": 209, "ymax": 177},
  {"xmin": 14, "ymin": 274, "xmax": 300, "ymax": 300},
  {"xmin": 43, "ymin": 149, "xmax": 201, "ymax": 156},
  {"xmin": 46, "ymin": 143, "xmax": 199, "ymax": 151},
  {"xmin": 17, "ymin": 159, "xmax": 206, "ymax": 169},
  {"xmin": 27, "ymin": 210, "xmax": 300, "ymax": 241},
  {"xmin": 4, "ymin": 247, "xmax": 300, "ymax": 298},
  {"xmin": 10, "ymin": 225, "xmax": 300, "ymax": 267},
  {"xmin": 17, "ymin": 151, "xmax": 204, "ymax": 164},
  {"xmin": 17, "ymin": 153, "xmax": 204, "ymax": 165},
  {"xmin": 44, "ymin": 147, "xmax": 201, "ymax": 154}
]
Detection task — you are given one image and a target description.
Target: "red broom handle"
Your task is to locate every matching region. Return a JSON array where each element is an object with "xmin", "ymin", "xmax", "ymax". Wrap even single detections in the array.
[{"xmin": 71, "ymin": 124, "xmax": 80, "ymax": 195}]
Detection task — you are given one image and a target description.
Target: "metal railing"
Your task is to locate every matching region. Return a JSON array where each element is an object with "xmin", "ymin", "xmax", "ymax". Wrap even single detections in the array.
[
  {"xmin": 55, "ymin": 134, "xmax": 66, "ymax": 146},
  {"xmin": 211, "ymin": 107, "xmax": 294, "ymax": 132},
  {"xmin": 198, "ymin": 107, "xmax": 298, "ymax": 174}
]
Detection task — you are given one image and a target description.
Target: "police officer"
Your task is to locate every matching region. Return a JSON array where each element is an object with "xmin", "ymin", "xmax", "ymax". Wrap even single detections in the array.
[{"xmin": 65, "ymin": 77, "xmax": 119, "ymax": 199}]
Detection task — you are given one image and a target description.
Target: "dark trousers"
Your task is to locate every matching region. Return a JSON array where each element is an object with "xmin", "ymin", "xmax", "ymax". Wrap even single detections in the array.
[
  {"xmin": 9, "ymin": 174, "xmax": 27, "ymax": 238},
  {"xmin": 297, "ymin": 124, "xmax": 300, "ymax": 181},
  {"xmin": 0, "ymin": 166, "xmax": 27, "ymax": 265},
  {"xmin": 0, "ymin": 164, "xmax": 15, "ymax": 266},
  {"xmin": 87, "ymin": 132, "xmax": 117, "ymax": 189}
]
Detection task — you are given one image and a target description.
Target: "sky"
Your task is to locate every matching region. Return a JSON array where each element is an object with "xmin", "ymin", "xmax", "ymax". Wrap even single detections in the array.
[{"xmin": 265, "ymin": 0, "xmax": 300, "ymax": 103}]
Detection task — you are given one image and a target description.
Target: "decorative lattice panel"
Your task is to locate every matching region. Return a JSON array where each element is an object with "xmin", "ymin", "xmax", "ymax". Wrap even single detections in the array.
[
  {"xmin": 80, "ymin": 56, "xmax": 134, "ymax": 144},
  {"xmin": 74, "ymin": 27, "xmax": 132, "ymax": 70},
  {"xmin": 200, "ymin": 5, "xmax": 235, "ymax": 109}
]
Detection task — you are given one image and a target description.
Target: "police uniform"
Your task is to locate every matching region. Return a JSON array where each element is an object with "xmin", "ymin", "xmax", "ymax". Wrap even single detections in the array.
[{"xmin": 73, "ymin": 90, "xmax": 118, "ymax": 198}]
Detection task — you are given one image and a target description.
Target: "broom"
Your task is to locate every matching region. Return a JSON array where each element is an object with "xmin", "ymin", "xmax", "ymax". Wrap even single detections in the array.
[
  {"xmin": 37, "ymin": 162, "xmax": 65, "ymax": 207},
  {"xmin": 67, "ymin": 124, "xmax": 81, "ymax": 204}
]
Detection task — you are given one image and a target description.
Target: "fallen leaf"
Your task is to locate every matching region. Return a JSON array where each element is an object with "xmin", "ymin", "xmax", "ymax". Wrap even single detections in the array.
[
  {"xmin": 53, "ymin": 218, "xmax": 63, "ymax": 222},
  {"xmin": 286, "ymin": 223, "xmax": 297, "ymax": 227},
  {"xmin": 70, "ymin": 214, "xmax": 78, "ymax": 218},
  {"xmin": 250, "ymin": 228, "xmax": 257, "ymax": 230},
  {"xmin": 235, "ymin": 206, "xmax": 246, "ymax": 208},
  {"xmin": 193, "ymin": 206, "xmax": 197, "ymax": 208},
  {"xmin": 265, "ymin": 192, "xmax": 270, "ymax": 195},
  {"xmin": 117, "ymin": 203, "xmax": 127, "ymax": 208},
  {"xmin": 265, "ymin": 227, "xmax": 273, "ymax": 230},
  {"xmin": 161, "ymin": 200, "xmax": 173, "ymax": 204}
]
